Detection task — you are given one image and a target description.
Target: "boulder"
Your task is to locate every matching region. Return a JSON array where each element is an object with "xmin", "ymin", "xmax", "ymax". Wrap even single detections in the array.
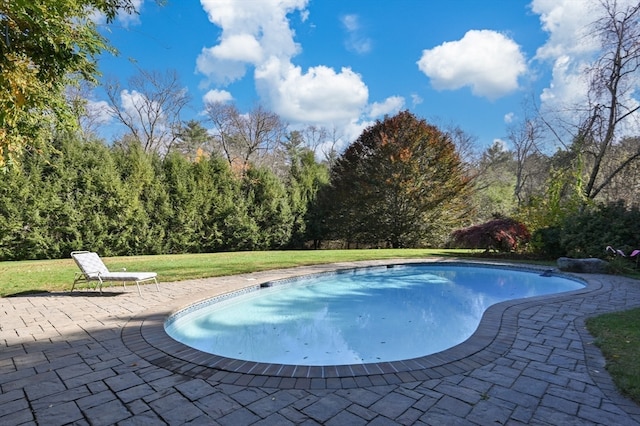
[{"xmin": 557, "ymin": 257, "xmax": 609, "ymax": 274}]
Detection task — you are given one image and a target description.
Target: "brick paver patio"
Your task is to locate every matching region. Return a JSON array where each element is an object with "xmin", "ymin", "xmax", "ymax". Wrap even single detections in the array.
[{"xmin": 2, "ymin": 259, "xmax": 640, "ymax": 425}]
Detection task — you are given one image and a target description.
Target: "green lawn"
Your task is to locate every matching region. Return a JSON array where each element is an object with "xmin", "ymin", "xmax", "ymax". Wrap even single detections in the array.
[
  {"xmin": 0, "ymin": 249, "xmax": 478, "ymax": 297},
  {"xmin": 586, "ymin": 308, "xmax": 640, "ymax": 404}
]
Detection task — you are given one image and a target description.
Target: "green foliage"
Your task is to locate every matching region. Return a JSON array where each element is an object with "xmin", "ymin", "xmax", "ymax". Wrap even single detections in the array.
[
  {"xmin": 0, "ymin": 0, "xmax": 138, "ymax": 169},
  {"xmin": 0, "ymin": 134, "xmax": 325, "ymax": 260},
  {"xmin": 286, "ymin": 147, "xmax": 330, "ymax": 248},
  {"xmin": 113, "ymin": 143, "xmax": 169, "ymax": 254},
  {"xmin": 323, "ymin": 110, "xmax": 472, "ymax": 248},
  {"xmin": 516, "ymin": 164, "xmax": 588, "ymax": 234},
  {"xmin": 162, "ymin": 152, "xmax": 208, "ymax": 253},
  {"xmin": 561, "ymin": 201, "xmax": 640, "ymax": 258},
  {"xmin": 529, "ymin": 226, "xmax": 564, "ymax": 259},
  {"xmin": 242, "ymin": 166, "xmax": 294, "ymax": 249},
  {"xmin": 171, "ymin": 120, "xmax": 211, "ymax": 160},
  {"xmin": 530, "ymin": 201, "xmax": 640, "ymax": 260},
  {"xmin": 473, "ymin": 141, "xmax": 518, "ymax": 220}
]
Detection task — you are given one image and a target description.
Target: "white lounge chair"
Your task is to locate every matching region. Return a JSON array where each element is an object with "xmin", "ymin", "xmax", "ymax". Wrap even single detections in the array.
[{"xmin": 71, "ymin": 251, "xmax": 159, "ymax": 296}]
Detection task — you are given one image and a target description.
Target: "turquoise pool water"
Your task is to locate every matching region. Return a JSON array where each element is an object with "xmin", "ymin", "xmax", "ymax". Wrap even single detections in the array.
[{"xmin": 165, "ymin": 264, "xmax": 584, "ymax": 366}]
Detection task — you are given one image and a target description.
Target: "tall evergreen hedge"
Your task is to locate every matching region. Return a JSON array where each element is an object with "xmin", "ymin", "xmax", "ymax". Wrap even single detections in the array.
[{"xmin": 0, "ymin": 135, "xmax": 324, "ymax": 260}]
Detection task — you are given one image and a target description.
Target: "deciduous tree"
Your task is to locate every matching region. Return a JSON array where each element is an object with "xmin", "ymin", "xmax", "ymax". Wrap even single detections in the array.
[
  {"xmin": 543, "ymin": 0, "xmax": 640, "ymax": 200},
  {"xmin": 105, "ymin": 68, "xmax": 190, "ymax": 154},
  {"xmin": 0, "ymin": 0, "xmax": 138, "ymax": 169},
  {"xmin": 450, "ymin": 216, "xmax": 531, "ymax": 253},
  {"xmin": 326, "ymin": 111, "xmax": 472, "ymax": 248},
  {"xmin": 204, "ymin": 102, "xmax": 287, "ymax": 174}
]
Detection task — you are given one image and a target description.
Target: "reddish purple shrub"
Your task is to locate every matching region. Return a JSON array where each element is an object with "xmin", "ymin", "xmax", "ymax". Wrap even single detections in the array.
[{"xmin": 451, "ymin": 217, "xmax": 531, "ymax": 252}]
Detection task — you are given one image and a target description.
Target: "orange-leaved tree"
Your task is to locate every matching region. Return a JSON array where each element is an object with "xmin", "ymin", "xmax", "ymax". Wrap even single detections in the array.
[{"xmin": 324, "ymin": 110, "xmax": 473, "ymax": 248}]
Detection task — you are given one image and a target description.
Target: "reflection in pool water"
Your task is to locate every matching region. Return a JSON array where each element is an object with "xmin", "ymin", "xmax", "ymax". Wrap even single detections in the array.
[{"xmin": 165, "ymin": 264, "xmax": 584, "ymax": 366}]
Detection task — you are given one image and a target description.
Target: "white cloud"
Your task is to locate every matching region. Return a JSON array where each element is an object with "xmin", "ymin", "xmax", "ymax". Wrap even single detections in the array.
[
  {"xmin": 120, "ymin": 89, "xmax": 163, "ymax": 127},
  {"xmin": 417, "ymin": 30, "xmax": 527, "ymax": 100},
  {"xmin": 196, "ymin": 33, "xmax": 263, "ymax": 85},
  {"xmin": 531, "ymin": 0, "xmax": 598, "ymax": 61},
  {"xmin": 504, "ymin": 112, "xmax": 515, "ymax": 124},
  {"xmin": 255, "ymin": 57, "xmax": 368, "ymax": 124},
  {"xmin": 198, "ymin": 0, "xmax": 372, "ymax": 137},
  {"xmin": 411, "ymin": 93, "xmax": 423, "ymax": 107},
  {"xmin": 197, "ymin": 0, "xmax": 306, "ymax": 84},
  {"xmin": 368, "ymin": 96, "xmax": 405, "ymax": 118},
  {"xmin": 530, "ymin": 0, "xmax": 600, "ymax": 114},
  {"xmin": 527, "ymin": 0, "xmax": 640, "ymax": 144},
  {"xmin": 493, "ymin": 138, "xmax": 508, "ymax": 151},
  {"xmin": 117, "ymin": 0, "xmax": 144, "ymax": 26},
  {"xmin": 85, "ymin": 100, "xmax": 113, "ymax": 124},
  {"xmin": 203, "ymin": 89, "xmax": 233, "ymax": 104},
  {"xmin": 538, "ymin": 54, "xmax": 589, "ymax": 107},
  {"xmin": 341, "ymin": 14, "xmax": 372, "ymax": 55},
  {"xmin": 341, "ymin": 14, "xmax": 359, "ymax": 32},
  {"xmin": 210, "ymin": 34, "xmax": 263, "ymax": 62}
]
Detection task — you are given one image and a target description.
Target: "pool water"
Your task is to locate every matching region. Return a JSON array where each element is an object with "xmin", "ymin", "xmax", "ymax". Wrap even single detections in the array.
[{"xmin": 165, "ymin": 264, "xmax": 584, "ymax": 366}]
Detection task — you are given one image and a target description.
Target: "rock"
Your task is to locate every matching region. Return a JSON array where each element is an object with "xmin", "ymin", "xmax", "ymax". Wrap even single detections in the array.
[{"xmin": 557, "ymin": 257, "xmax": 610, "ymax": 274}]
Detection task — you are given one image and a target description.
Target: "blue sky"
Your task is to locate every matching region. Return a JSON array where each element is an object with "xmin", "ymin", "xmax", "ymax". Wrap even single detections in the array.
[{"xmin": 91, "ymin": 0, "xmax": 615, "ymax": 154}]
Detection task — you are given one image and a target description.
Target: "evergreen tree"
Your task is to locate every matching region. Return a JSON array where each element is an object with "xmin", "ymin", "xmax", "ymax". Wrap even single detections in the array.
[{"xmin": 242, "ymin": 166, "xmax": 293, "ymax": 249}]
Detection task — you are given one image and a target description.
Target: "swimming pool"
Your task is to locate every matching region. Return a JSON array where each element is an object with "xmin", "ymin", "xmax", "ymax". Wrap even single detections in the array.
[{"xmin": 165, "ymin": 264, "xmax": 584, "ymax": 366}]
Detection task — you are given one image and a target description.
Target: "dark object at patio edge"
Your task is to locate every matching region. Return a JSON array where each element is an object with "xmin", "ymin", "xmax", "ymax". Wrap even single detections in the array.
[{"xmin": 557, "ymin": 257, "xmax": 610, "ymax": 274}]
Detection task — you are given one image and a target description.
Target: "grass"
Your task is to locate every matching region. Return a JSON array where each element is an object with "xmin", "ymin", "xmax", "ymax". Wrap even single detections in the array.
[
  {"xmin": 586, "ymin": 308, "xmax": 640, "ymax": 404},
  {"xmin": 0, "ymin": 248, "xmax": 486, "ymax": 297}
]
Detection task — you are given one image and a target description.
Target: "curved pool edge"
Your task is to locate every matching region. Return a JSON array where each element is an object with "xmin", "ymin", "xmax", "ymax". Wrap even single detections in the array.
[{"xmin": 122, "ymin": 259, "xmax": 601, "ymax": 389}]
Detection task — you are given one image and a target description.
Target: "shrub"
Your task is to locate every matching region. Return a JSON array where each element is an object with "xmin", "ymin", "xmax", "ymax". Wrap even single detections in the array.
[
  {"xmin": 530, "ymin": 201, "xmax": 640, "ymax": 260},
  {"xmin": 530, "ymin": 226, "xmax": 564, "ymax": 258},
  {"xmin": 450, "ymin": 217, "xmax": 531, "ymax": 252},
  {"xmin": 561, "ymin": 201, "xmax": 640, "ymax": 258}
]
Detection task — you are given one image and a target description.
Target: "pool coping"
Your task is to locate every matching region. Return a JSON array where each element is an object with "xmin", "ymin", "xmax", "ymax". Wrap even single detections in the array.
[{"xmin": 121, "ymin": 259, "xmax": 600, "ymax": 390}]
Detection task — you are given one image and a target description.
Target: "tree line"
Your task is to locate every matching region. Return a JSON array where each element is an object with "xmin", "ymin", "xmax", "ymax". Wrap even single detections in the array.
[
  {"xmin": 0, "ymin": 127, "xmax": 334, "ymax": 260},
  {"xmin": 0, "ymin": 111, "xmax": 475, "ymax": 260},
  {"xmin": 2, "ymin": 0, "xmax": 640, "ymax": 262}
]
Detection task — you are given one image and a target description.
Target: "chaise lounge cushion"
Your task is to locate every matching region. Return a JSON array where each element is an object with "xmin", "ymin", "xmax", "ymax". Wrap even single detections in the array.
[{"xmin": 71, "ymin": 251, "xmax": 158, "ymax": 295}]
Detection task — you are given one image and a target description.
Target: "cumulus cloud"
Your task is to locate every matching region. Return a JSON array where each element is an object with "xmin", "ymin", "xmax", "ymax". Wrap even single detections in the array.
[
  {"xmin": 196, "ymin": 33, "xmax": 263, "ymax": 85},
  {"xmin": 341, "ymin": 14, "xmax": 372, "ymax": 54},
  {"xmin": 197, "ymin": 0, "xmax": 306, "ymax": 84},
  {"xmin": 198, "ymin": 0, "xmax": 372, "ymax": 133},
  {"xmin": 120, "ymin": 89, "xmax": 164, "ymax": 127},
  {"xmin": 203, "ymin": 89, "xmax": 233, "ymax": 104},
  {"xmin": 530, "ymin": 0, "xmax": 600, "ymax": 111},
  {"xmin": 85, "ymin": 100, "xmax": 113, "ymax": 124},
  {"xmin": 255, "ymin": 57, "xmax": 368, "ymax": 124},
  {"xmin": 368, "ymin": 96, "xmax": 405, "ymax": 118},
  {"xmin": 417, "ymin": 29, "xmax": 527, "ymax": 100},
  {"xmin": 531, "ymin": 0, "xmax": 598, "ymax": 61},
  {"xmin": 530, "ymin": 0, "xmax": 640, "ymax": 136}
]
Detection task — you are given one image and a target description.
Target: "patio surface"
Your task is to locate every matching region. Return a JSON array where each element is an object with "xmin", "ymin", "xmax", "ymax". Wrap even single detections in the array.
[{"xmin": 2, "ymin": 258, "xmax": 640, "ymax": 425}]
